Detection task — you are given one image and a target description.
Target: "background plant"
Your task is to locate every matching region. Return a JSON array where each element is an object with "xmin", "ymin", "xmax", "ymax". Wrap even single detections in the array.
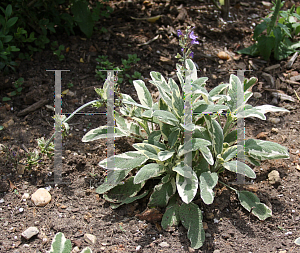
[
  {"xmin": 95, "ymin": 54, "xmax": 141, "ymax": 84},
  {"xmin": 82, "ymin": 29, "xmax": 289, "ymax": 249},
  {"xmin": 238, "ymin": 0, "xmax": 300, "ymax": 60},
  {"xmin": 49, "ymin": 232, "xmax": 92, "ymax": 253},
  {"xmin": 0, "ymin": 0, "xmax": 113, "ymax": 72},
  {"xmin": 2, "ymin": 77, "xmax": 24, "ymax": 102}
]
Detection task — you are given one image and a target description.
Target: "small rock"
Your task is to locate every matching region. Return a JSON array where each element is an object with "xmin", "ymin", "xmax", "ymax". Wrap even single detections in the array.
[
  {"xmin": 159, "ymin": 56, "xmax": 173, "ymax": 66},
  {"xmin": 188, "ymin": 247, "xmax": 195, "ymax": 252},
  {"xmin": 271, "ymin": 128, "xmax": 279, "ymax": 133},
  {"xmin": 262, "ymin": 1, "xmax": 272, "ymax": 9},
  {"xmin": 22, "ymin": 193, "xmax": 30, "ymax": 201},
  {"xmin": 290, "ymin": 75, "xmax": 300, "ymax": 81},
  {"xmin": 268, "ymin": 117, "xmax": 280, "ymax": 124},
  {"xmin": 256, "ymin": 132, "xmax": 268, "ymax": 140},
  {"xmin": 21, "ymin": 227, "xmax": 39, "ymax": 240},
  {"xmin": 253, "ymin": 92, "xmax": 262, "ymax": 99},
  {"xmin": 202, "ymin": 222, "xmax": 208, "ymax": 230},
  {"xmin": 213, "ymin": 250, "xmax": 221, "ymax": 253},
  {"xmin": 278, "ymin": 250, "xmax": 287, "ymax": 253},
  {"xmin": 158, "ymin": 242, "xmax": 169, "ymax": 248},
  {"xmin": 268, "ymin": 170, "xmax": 280, "ymax": 185},
  {"xmin": 84, "ymin": 233, "xmax": 97, "ymax": 244},
  {"xmin": 217, "ymin": 51, "xmax": 230, "ymax": 60},
  {"xmin": 71, "ymin": 246, "xmax": 80, "ymax": 253},
  {"xmin": 31, "ymin": 188, "xmax": 51, "ymax": 207},
  {"xmin": 136, "ymin": 245, "xmax": 142, "ymax": 251},
  {"xmin": 66, "ymin": 90, "xmax": 75, "ymax": 97}
]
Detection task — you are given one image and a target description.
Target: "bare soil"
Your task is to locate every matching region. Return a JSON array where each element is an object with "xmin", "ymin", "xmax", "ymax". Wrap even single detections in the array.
[{"xmin": 1, "ymin": 0, "xmax": 300, "ymax": 252}]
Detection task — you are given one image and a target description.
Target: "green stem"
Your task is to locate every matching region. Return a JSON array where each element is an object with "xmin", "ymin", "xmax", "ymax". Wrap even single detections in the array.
[
  {"xmin": 219, "ymin": 180, "xmax": 237, "ymax": 193},
  {"xmin": 44, "ymin": 99, "xmax": 102, "ymax": 149}
]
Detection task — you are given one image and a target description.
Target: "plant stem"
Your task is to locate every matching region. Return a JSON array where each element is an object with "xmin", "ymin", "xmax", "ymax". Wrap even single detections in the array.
[
  {"xmin": 44, "ymin": 99, "xmax": 102, "ymax": 149},
  {"xmin": 219, "ymin": 180, "xmax": 237, "ymax": 192}
]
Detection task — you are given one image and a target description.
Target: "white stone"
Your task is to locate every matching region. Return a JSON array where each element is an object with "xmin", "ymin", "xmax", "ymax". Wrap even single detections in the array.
[
  {"xmin": 136, "ymin": 245, "xmax": 142, "ymax": 251},
  {"xmin": 84, "ymin": 233, "xmax": 97, "ymax": 244},
  {"xmin": 21, "ymin": 227, "xmax": 39, "ymax": 240},
  {"xmin": 268, "ymin": 170, "xmax": 280, "ymax": 185},
  {"xmin": 31, "ymin": 188, "xmax": 51, "ymax": 207},
  {"xmin": 159, "ymin": 242, "xmax": 169, "ymax": 247}
]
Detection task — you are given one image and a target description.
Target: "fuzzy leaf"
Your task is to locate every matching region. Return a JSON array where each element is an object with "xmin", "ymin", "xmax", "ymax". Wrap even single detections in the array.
[
  {"xmin": 222, "ymin": 160, "xmax": 256, "ymax": 179},
  {"xmin": 96, "ymin": 169, "xmax": 132, "ymax": 194},
  {"xmin": 161, "ymin": 201, "xmax": 180, "ymax": 230},
  {"xmin": 153, "ymin": 110, "xmax": 179, "ymax": 126},
  {"xmin": 243, "ymin": 139, "xmax": 289, "ymax": 160},
  {"xmin": 133, "ymin": 80, "xmax": 153, "ymax": 107},
  {"xmin": 175, "ymin": 166, "xmax": 198, "ymax": 204},
  {"xmin": 134, "ymin": 163, "xmax": 165, "ymax": 184},
  {"xmin": 98, "ymin": 151, "xmax": 148, "ymax": 171},
  {"xmin": 148, "ymin": 178, "xmax": 176, "ymax": 207},
  {"xmin": 179, "ymin": 202, "xmax": 205, "ymax": 249},
  {"xmin": 49, "ymin": 232, "xmax": 72, "ymax": 253},
  {"xmin": 168, "ymin": 129, "xmax": 180, "ymax": 148},
  {"xmin": 110, "ymin": 191, "xmax": 148, "ymax": 209},
  {"xmin": 133, "ymin": 143, "xmax": 162, "ymax": 160},
  {"xmin": 237, "ymin": 191, "xmax": 272, "ymax": 220},
  {"xmin": 199, "ymin": 172, "xmax": 218, "ymax": 205},
  {"xmin": 82, "ymin": 126, "xmax": 127, "ymax": 142},
  {"xmin": 158, "ymin": 150, "xmax": 175, "ymax": 161},
  {"xmin": 204, "ymin": 116, "xmax": 224, "ymax": 155}
]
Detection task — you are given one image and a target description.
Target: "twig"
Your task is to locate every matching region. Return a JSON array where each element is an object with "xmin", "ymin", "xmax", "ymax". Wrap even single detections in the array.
[{"xmin": 294, "ymin": 90, "xmax": 300, "ymax": 102}]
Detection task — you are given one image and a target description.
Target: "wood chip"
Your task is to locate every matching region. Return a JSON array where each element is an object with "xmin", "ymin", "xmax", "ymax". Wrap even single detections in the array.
[
  {"xmin": 264, "ymin": 64, "xmax": 280, "ymax": 72},
  {"xmin": 286, "ymin": 52, "xmax": 298, "ymax": 69}
]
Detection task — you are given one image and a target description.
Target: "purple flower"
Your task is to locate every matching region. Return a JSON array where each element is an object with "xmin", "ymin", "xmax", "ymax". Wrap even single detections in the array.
[
  {"xmin": 191, "ymin": 39, "xmax": 199, "ymax": 45},
  {"xmin": 177, "ymin": 30, "xmax": 183, "ymax": 36},
  {"xmin": 189, "ymin": 31, "xmax": 198, "ymax": 40},
  {"xmin": 189, "ymin": 52, "xmax": 194, "ymax": 58}
]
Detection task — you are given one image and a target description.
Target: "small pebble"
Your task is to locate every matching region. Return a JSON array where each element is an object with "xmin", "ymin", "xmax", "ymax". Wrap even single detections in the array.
[
  {"xmin": 136, "ymin": 245, "xmax": 142, "ymax": 251},
  {"xmin": 268, "ymin": 117, "xmax": 280, "ymax": 124},
  {"xmin": 159, "ymin": 242, "xmax": 169, "ymax": 248}
]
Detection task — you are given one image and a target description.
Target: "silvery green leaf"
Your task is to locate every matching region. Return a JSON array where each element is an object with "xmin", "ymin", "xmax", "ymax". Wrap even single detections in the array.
[
  {"xmin": 150, "ymin": 71, "xmax": 169, "ymax": 91},
  {"xmin": 244, "ymin": 77, "xmax": 257, "ymax": 92},
  {"xmin": 148, "ymin": 178, "xmax": 176, "ymax": 207},
  {"xmin": 98, "ymin": 151, "xmax": 148, "ymax": 171},
  {"xmin": 193, "ymin": 87, "xmax": 213, "ymax": 104},
  {"xmin": 193, "ymin": 104, "xmax": 229, "ymax": 114},
  {"xmin": 115, "ymin": 111, "xmax": 128, "ymax": 132},
  {"xmin": 254, "ymin": 104, "xmax": 289, "ymax": 114},
  {"xmin": 134, "ymin": 163, "xmax": 165, "ymax": 184},
  {"xmin": 156, "ymin": 85, "xmax": 173, "ymax": 108},
  {"xmin": 96, "ymin": 169, "xmax": 132, "ymax": 194},
  {"xmin": 227, "ymin": 74, "xmax": 243, "ymax": 112},
  {"xmin": 173, "ymin": 162, "xmax": 195, "ymax": 179},
  {"xmin": 236, "ymin": 107, "xmax": 266, "ymax": 120},
  {"xmin": 161, "ymin": 201, "xmax": 180, "ymax": 230},
  {"xmin": 222, "ymin": 145, "xmax": 244, "ymax": 161},
  {"xmin": 185, "ymin": 59, "xmax": 198, "ymax": 82},
  {"xmin": 121, "ymin": 93, "xmax": 150, "ymax": 110},
  {"xmin": 199, "ymin": 171, "xmax": 218, "ymax": 205},
  {"xmin": 237, "ymin": 191, "xmax": 272, "ymax": 220},
  {"xmin": 172, "ymin": 89, "xmax": 184, "ymax": 117},
  {"xmin": 243, "ymin": 139, "xmax": 289, "ymax": 160},
  {"xmin": 178, "ymin": 138, "xmax": 211, "ymax": 157},
  {"xmin": 80, "ymin": 247, "xmax": 93, "ymax": 253},
  {"xmin": 209, "ymin": 83, "xmax": 229, "ymax": 96},
  {"xmin": 168, "ymin": 129, "xmax": 180, "ymax": 148},
  {"xmin": 179, "ymin": 202, "xmax": 205, "ymax": 249},
  {"xmin": 204, "ymin": 116, "xmax": 224, "ymax": 155},
  {"xmin": 175, "ymin": 165, "xmax": 198, "ymax": 204},
  {"xmin": 49, "ymin": 232, "xmax": 72, "ymax": 253},
  {"xmin": 82, "ymin": 126, "xmax": 127, "ymax": 142},
  {"xmin": 104, "ymin": 177, "xmax": 145, "ymax": 204},
  {"xmin": 176, "ymin": 64, "xmax": 185, "ymax": 88},
  {"xmin": 153, "ymin": 110, "xmax": 179, "ymax": 126},
  {"xmin": 142, "ymin": 109, "xmax": 153, "ymax": 118},
  {"xmin": 133, "ymin": 80, "xmax": 153, "ymax": 108},
  {"xmin": 133, "ymin": 143, "xmax": 162, "ymax": 160},
  {"xmin": 180, "ymin": 123, "xmax": 195, "ymax": 131},
  {"xmin": 222, "ymin": 160, "xmax": 256, "ymax": 179},
  {"xmin": 168, "ymin": 78, "xmax": 180, "ymax": 94},
  {"xmin": 193, "ymin": 126, "xmax": 211, "ymax": 141},
  {"xmin": 110, "ymin": 191, "xmax": 148, "ymax": 209},
  {"xmin": 129, "ymin": 122, "xmax": 141, "ymax": 136},
  {"xmin": 191, "ymin": 77, "xmax": 208, "ymax": 88},
  {"xmin": 158, "ymin": 150, "xmax": 175, "ymax": 161},
  {"xmin": 244, "ymin": 90, "xmax": 253, "ymax": 104}
]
